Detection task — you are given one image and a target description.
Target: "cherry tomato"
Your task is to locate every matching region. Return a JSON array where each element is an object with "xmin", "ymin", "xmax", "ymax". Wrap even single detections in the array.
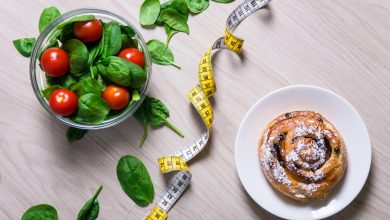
[
  {"xmin": 102, "ymin": 85, "xmax": 130, "ymax": 110},
  {"xmin": 40, "ymin": 48, "xmax": 69, "ymax": 77},
  {"xmin": 49, "ymin": 89, "xmax": 78, "ymax": 116},
  {"xmin": 118, "ymin": 48, "xmax": 145, "ymax": 68},
  {"xmin": 74, "ymin": 19, "xmax": 103, "ymax": 43}
]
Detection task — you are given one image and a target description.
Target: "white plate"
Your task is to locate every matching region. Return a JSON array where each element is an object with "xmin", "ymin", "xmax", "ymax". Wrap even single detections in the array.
[{"xmin": 235, "ymin": 85, "xmax": 371, "ymax": 220}]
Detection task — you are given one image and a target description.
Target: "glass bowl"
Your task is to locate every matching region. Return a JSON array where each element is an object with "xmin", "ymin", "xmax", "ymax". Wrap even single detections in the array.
[{"xmin": 30, "ymin": 9, "xmax": 152, "ymax": 130}]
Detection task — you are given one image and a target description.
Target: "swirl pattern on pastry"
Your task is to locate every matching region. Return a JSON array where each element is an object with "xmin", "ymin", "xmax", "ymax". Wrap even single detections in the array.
[{"xmin": 258, "ymin": 111, "xmax": 347, "ymax": 201}]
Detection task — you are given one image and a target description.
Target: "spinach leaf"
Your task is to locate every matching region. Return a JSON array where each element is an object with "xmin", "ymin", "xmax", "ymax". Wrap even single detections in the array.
[
  {"xmin": 77, "ymin": 185, "xmax": 102, "ymax": 220},
  {"xmin": 59, "ymin": 23, "xmax": 75, "ymax": 43},
  {"xmin": 13, "ymin": 38, "xmax": 36, "ymax": 57},
  {"xmin": 159, "ymin": 8, "xmax": 189, "ymax": 34},
  {"xmin": 66, "ymin": 127, "xmax": 88, "ymax": 142},
  {"xmin": 62, "ymin": 39, "xmax": 89, "ymax": 76},
  {"xmin": 97, "ymin": 56, "xmax": 131, "ymax": 86},
  {"xmin": 87, "ymin": 41, "xmax": 103, "ymax": 66},
  {"xmin": 120, "ymin": 25, "xmax": 136, "ymax": 38},
  {"xmin": 187, "ymin": 0, "xmax": 209, "ymax": 14},
  {"xmin": 70, "ymin": 77, "xmax": 103, "ymax": 97},
  {"xmin": 170, "ymin": 0, "xmax": 190, "ymax": 16},
  {"xmin": 97, "ymin": 56, "xmax": 145, "ymax": 88},
  {"xmin": 164, "ymin": 24, "xmax": 177, "ymax": 46},
  {"xmin": 116, "ymin": 155, "xmax": 154, "ymax": 206},
  {"xmin": 76, "ymin": 93, "xmax": 110, "ymax": 124},
  {"xmin": 146, "ymin": 39, "xmax": 180, "ymax": 68},
  {"xmin": 41, "ymin": 85, "xmax": 60, "ymax": 100},
  {"xmin": 134, "ymin": 104, "xmax": 148, "ymax": 148},
  {"xmin": 21, "ymin": 204, "xmax": 57, "ymax": 220},
  {"xmin": 46, "ymin": 74, "xmax": 77, "ymax": 88},
  {"xmin": 213, "ymin": 0, "xmax": 234, "ymax": 2},
  {"xmin": 132, "ymin": 90, "xmax": 141, "ymax": 101},
  {"xmin": 56, "ymin": 15, "xmax": 95, "ymax": 30},
  {"xmin": 139, "ymin": 0, "xmax": 161, "ymax": 26},
  {"xmin": 144, "ymin": 96, "xmax": 184, "ymax": 137},
  {"xmin": 39, "ymin": 7, "xmax": 61, "ymax": 33},
  {"xmin": 121, "ymin": 34, "xmax": 137, "ymax": 50},
  {"xmin": 101, "ymin": 22, "xmax": 122, "ymax": 57}
]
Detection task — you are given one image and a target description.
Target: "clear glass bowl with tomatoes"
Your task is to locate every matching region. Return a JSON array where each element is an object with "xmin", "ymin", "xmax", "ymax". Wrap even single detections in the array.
[{"xmin": 30, "ymin": 9, "xmax": 152, "ymax": 129}]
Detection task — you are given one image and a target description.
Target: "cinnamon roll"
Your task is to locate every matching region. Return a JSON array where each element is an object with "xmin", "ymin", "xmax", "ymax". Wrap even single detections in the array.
[{"xmin": 258, "ymin": 111, "xmax": 347, "ymax": 202}]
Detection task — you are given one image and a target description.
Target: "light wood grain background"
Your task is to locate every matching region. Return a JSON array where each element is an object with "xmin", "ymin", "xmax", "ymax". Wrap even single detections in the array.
[{"xmin": 1, "ymin": 0, "xmax": 389, "ymax": 219}]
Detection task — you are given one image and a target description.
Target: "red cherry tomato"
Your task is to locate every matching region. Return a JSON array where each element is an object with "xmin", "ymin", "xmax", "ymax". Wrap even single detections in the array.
[
  {"xmin": 49, "ymin": 89, "xmax": 78, "ymax": 116},
  {"xmin": 118, "ymin": 48, "xmax": 145, "ymax": 68},
  {"xmin": 102, "ymin": 85, "xmax": 130, "ymax": 110},
  {"xmin": 74, "ymin": 19, "xmax": 103, "ymax": 43},
  {"xmin": 40, "ymin": 48, "xmax": 69, "ymax": 77}
]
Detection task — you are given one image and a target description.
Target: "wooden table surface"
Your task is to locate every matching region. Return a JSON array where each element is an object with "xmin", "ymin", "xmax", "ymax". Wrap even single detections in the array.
[{"xmin": 1, "ymin": 0, "xmax": 389, "ymax": 219}]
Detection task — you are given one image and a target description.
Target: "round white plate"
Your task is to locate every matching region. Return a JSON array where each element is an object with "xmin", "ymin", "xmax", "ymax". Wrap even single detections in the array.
[{"xmin": 235, "ymin": 85, "xmax": 371, "ymax": 220}]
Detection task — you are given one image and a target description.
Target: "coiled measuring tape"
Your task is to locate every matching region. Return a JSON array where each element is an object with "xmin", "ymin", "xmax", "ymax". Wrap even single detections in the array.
[{"xmin": 145, "ymin": 0, "xmax": 271, "ymax": 219}]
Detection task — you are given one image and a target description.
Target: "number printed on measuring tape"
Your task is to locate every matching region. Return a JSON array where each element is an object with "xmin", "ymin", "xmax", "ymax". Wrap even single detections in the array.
[{"xmin": 144, "ymin": 0, "xmax": 271, "ymax": 219}]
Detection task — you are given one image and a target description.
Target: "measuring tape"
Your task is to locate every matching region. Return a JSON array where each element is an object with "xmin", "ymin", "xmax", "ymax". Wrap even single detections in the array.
[{"xmin": 145, "ymin": 0, "xmax": 271, "ymax": 219}]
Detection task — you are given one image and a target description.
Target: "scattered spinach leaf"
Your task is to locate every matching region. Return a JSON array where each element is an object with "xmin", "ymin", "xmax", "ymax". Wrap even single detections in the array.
[
  {"xmin": 146, "ymin": 39, "xmax": 180, "ymax": 68},
  {"xmin": 187, "ymin": 0, "xmax": 210, "ymax": 14},
  {"xmin": 66, "ymin": 127, "xmax": 88, "ymax": 142},
  {"xmin": 62, "ymin": 39, "xmax": 89, "ymax": 76},
  {"xmin": 144, "ymin": 96, "xmax": 184, "ymax": 137},
  {"xmin": 101, "ymin": 22, "xmax": 122, "ymax": 57},
  {"xmin": 213, "ymin": 0, "xmax": 234, "ymax": 2},
  {"xmin": 134, "ymin": 104, "xmax": 148, "ymax": 147},
  {"xmin": 77, "ymin": 185, "xmax": 102, "ymax": 220},
  {"xmin": 116, "ymin": 155, "xmax": 154, "ymax": 206},
  {"xmin": 139, "ymin": 0, "xmax": 161, "ymax": 26},
  {"xmin": 13, "ymin": 38, "xmax": 36, "ymax": 57},
  {"xmin": 39, "ymin": 7, "xmax": 61, "ymax": 33},
  {"xmin": 21, "ymin": 204, "xmax": 57, "ymax": 220},
  {"xmin": 159, "ymin": 8, "xmax": 189, "ymax": 34}
]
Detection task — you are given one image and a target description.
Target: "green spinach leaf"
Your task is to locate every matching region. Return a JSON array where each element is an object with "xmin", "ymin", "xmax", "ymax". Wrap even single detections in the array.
[
  {"xmin": 144, "ymin": 96, "xmax": 184, "ymax": 137},
  {"xmin": 170, "ymin": 0, "xmax": 190, "ymax": 16},
  {"xmin": 21, "ymin": 204, "xmax": 57, "ymax": 220},
  {"xmin": 120, "ymin": 25, "xmax": 136, "ymax": 38},
  {"xmin": 39, "ymin": 7, "xmax": 61, "ymax": 32},
  {"xmin": 62, "ymin": 39, "xmax": 89, "ymax": 76},
  {"xmin": 146, "ymin": 39, "xmax": 180, "ymax": 68},
  {"xmin": 41, "ymin": 85, "xmax": 60, "ymax": 100},
  {"xmin": 70, "ymin": 77, "xmax": 103, "ymax": 97},
  {"xmin": 59, "ymin": 23, "xmax": 75, "ymax": 43},
  {"xmin": 213, "ymin": 0, "xmax": 234, "ymax": 2},
  {"xmin": 134, "ymin": 104, "xmax": 148, "ymax": 148},
  {"xmin": 76, "ymin": 93, "xmax": 110, "ymax": 124},
  {"xmin": 139, "ymin": 0, "xmax": 161, "ymax": 26},
  {"xmin": 121, "ymin": 34, "xmax": 137, "ymax": 50},
  {"xmin": 46, "ymin": 74, "xmax": 77, "ymax": 88},
  {"xmin": 116, "ymin": 155, "xmax": 154, "ymax": 206},
  {"xmin": 101, "ymin": 22, "xmax": 122, "ymax": 57},
  {"xmin": 13, "ymin": 38, "xmax": 36, "ymax": 57},
  {"xmin": 159, "ymin": 8, "xmax": 189, "ymax": 34},
  {"xmin": 187, "ymin": 0, "xmax": 209, "ymax": 14},
  {"xmin": 97, "ymin": 56, "xmax": 145, "ymax": 88},
  {"xmin": 77, "ymin": 185, "xmax": 102, "ymax": 220},
  {"xmin": 56, "ymin": 15, "xmax": 95, "ymax": 30},
  {"xmin": 66, "ymin": 127, "xmax": 88, "ymax": 142}
]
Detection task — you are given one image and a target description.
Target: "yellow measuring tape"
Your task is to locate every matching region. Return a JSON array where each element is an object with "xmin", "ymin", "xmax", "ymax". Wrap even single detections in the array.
[{"xmin": 145, "ymin": 0, "xmax": 271, "ymax": 219}]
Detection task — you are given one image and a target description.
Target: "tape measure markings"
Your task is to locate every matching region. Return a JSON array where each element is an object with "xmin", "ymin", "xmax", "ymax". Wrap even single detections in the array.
[{"xmin": 145, "ymin": 0, "xmax": 271, "ymax": 219}]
